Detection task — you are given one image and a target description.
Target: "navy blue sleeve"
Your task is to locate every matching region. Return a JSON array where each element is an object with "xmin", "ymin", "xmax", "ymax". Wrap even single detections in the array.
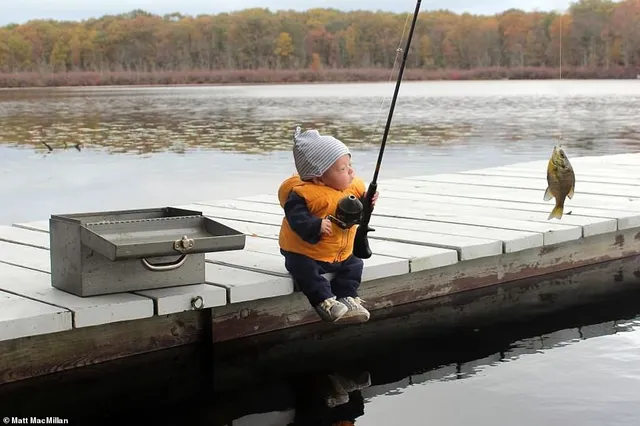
[{"xmin": 283, "ymin": 191, "xmax": 322, "ymax": 244}]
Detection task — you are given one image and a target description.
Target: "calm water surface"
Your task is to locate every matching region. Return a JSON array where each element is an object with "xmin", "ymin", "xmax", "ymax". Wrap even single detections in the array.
[
  {"xmin": 1, "ymin": 80, "xmax": 640, "ymax": 424},
  {"xmin": 1, "ymin": 80, "xmax": 639, "ymax": 225}
]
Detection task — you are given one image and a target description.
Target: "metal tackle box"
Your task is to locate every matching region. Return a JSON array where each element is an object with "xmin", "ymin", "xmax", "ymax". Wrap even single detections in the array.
[{"xmin": 49, "ymin": 207, "xmax": 246, "ymax": 297}]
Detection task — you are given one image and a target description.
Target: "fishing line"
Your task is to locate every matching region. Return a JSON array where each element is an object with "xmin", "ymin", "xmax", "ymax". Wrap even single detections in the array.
[
  {"xmin": 353, "ymin": 0, "xmax": 422, "ymax": 259},
  {"xmin": 559, "ymin": 12, "xmax": 563, "ymax": 81},
  {"xmin": 557, "ymin": 9, "xmax": 565, "ymax": 146},
  {"xmin": 370, "ymin": 10, "xmax": 412, "ymax": 144}
]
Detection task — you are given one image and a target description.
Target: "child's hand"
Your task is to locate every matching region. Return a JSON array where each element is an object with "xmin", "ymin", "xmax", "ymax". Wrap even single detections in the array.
[
  {"xmin": 372, "ymin": 191, "xmax": 379, "ymax": 207},
  {"xmin": 320, "ymin": 218, "xmax": 333, "ymax": 236}
]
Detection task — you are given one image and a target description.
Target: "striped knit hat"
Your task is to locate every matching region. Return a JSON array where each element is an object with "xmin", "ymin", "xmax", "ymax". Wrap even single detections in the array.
[{"xmin": 292, "ymin": 126, "xmax": 350, "ymax": 180}]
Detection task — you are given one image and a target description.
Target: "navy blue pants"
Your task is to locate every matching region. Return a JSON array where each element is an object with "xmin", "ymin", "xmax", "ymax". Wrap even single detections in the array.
[{"xmin": 281, "ymin": 249, "xmax": 364, "ymax": 306}]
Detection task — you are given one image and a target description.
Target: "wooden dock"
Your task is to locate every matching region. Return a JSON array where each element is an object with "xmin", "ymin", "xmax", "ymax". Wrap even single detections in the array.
[{"xmin": 2, "ymin": 152, "xmax": 640, "ymax": 385}]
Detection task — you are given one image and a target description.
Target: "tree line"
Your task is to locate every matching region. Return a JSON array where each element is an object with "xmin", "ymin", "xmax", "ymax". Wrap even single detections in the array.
[{"xmin": 0, "ymin": 0, "xmax": 638, "ymax": 79}]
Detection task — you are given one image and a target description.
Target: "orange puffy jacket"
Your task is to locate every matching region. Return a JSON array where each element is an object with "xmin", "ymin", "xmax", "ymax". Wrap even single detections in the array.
[{"xmin": 278, "ymin": 174, "xmax": 365, "ymax": 263}]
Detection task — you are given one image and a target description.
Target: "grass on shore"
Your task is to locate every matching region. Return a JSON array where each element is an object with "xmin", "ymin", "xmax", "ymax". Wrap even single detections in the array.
[{"xmin": 0, "ymin": 66, "xmax": 637, "ymax": 88}]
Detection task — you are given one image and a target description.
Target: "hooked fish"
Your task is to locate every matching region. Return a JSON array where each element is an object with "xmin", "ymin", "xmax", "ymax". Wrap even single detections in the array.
[{"xmin": 544, "ymin": 145, "xmax": 575, "ymax": 220}]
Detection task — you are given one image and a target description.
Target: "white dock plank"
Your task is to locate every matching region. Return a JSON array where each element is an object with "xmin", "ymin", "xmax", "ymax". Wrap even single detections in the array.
[
  {"xmin": 188, "ymin": 206, "xmax": 439, "ymax": 273},
  {"xmin": 375, "ymin": 201, "xmax": 587, "ymax": 242},
  {"xmin": 0, "ymin": 225, "xmax": 49, "ymax": 249},
  {"xmin": 205, "ymin": 263, "xmax": 294, "ymax": 303},
  {"xmin": 207, "ymin": 250, "xmax": 289, "ymax": 276},
  {"xmin": 371, "ymin": 196, "xmax": 614, "ymax": 239},
  {"xmin": 12, "ymin": 220, "xmax": 49, "ymax": 233},
  {"xmin": 370, "ymin": 214, "xmax": 542, "ymax": 252},
  {"xmin": 0, "ymin": 240, "xmax": 51, "ymax": 272},
  {"xmin": 196, "ymin": 201, "xmax": 469, "ymax": 269},
  {"xmin": 233, "ymin": 194, "xmax": 583, "ymax": 245},
  {"xmin": 392, "ymin": 193, "xmax": 637, "ymax": 232},
  {"xmin": 382, "ymin": 177, "xmax": 640, "ymax": 205},
  {"xmin": 0, "ymin": 262, "xmax": 153, "ymax": 328},
  {"xmin": 493, "ymin": 158, "xmax": 640, "ymax": 180},
  {"xmin": 574, "ymin": 153, "xmax": 640, "ymax": 167},
  {"xmin": 499, "ymin": 165, "xmax": 640, "ymax": 182},
  {"xmin": 196, "ymin": 199, "xmax": 283, "ymax": 215},
  {"xmin": 581, "ymin": 156, "xmax": 640, "ymax": 168},
  {"xmin": 460, "ymin": 167, "xmax": 640, "ymax": 186},
  {"xmin": 207, "ymin": 195, "xmax": 640, "ymax": 231},
  {"xmin": 242, "ymin": 236, "xmax": 282, "ymax": 255},
  {"xmin": 367, "ymin": 240, "xmax": 458, "ymax": 272},
  {"xmin": 321, "ymin": 177, "xmax": 638, "ymax": 231},
  {"xmin": 405, "ymin": 172, "xmax": 640, "ymax": 199},
  {"xmin": 197, "ymin": 199, "xmax": 541, "ymax": 253},
  {"xmin": 199, "ymin": 203, "xmax": 460, "ymax": 272},
  {"xmin": 0, "ymin": 289, "xmax": 72, "ymax": 342},
  {"xmin": 177, "ymin": 203, "xmax": 284, "ymax": 227},
  {"xmin": 359, "ymin": 253, "xmax": 409, "ymax": 281},
  {"xmin": 206, "ymin": 245, "xmax": 409, "ymax": 282},
  {"xmin": 242, "ymin": 233, "xmax": 458, "ymax": 273},
  {"xmin": 182, "ymin": 204, "xmax": 503, "ymax": 261},
  {"xmin": 376, "ymin": 179, "xmax": 640, "ymax": 213}
]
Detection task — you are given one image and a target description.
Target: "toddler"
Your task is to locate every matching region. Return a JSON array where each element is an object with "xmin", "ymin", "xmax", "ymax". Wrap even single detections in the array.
[{"xmin": 278, "ymin": 126, "xmax": 378, "ymax": 323}]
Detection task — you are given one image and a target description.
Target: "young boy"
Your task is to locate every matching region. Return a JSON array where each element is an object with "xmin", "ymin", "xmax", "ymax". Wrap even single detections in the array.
[{"xmin": 278, "ymin": 126, "xmax": 378, "ymax": 324}]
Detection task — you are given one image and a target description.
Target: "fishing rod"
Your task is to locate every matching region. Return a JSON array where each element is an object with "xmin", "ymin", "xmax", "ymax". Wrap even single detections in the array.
[{"xmin": 353, "ymin": 0, "xmax": 422, "ymax": 259}]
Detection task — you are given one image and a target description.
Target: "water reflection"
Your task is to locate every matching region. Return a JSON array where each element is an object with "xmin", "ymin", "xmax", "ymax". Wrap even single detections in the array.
[
  {"xmin": 285, "ymin": 370, "xmax": 371, "ymax": 426},
  {"xmin": 1, "ymin": 81, "xmax": 640, "ymax": 155},
  {"xmin": 208, "ymin": 255, "xmax": 640, "ymax": 425}
]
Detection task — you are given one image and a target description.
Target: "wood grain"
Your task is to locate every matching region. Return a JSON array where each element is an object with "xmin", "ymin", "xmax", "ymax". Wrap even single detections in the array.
[{"xmin": 0, "ymin": 309, "xmax": 206, "ymax": 385}]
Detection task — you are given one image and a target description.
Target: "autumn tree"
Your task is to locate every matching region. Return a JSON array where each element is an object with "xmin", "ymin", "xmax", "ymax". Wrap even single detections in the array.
[
  {"xmin": 0, "ymin": 4, "xmax": 638, "ymax": 75},
  {"xmin": 274, "ymin": 32, "xmax": 294, "ymax": 68}
]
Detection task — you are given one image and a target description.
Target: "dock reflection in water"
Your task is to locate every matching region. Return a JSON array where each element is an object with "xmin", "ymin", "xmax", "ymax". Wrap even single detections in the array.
[{"xmin": 2, "ymin": 256, "xmax": 640, "ymax": 425}]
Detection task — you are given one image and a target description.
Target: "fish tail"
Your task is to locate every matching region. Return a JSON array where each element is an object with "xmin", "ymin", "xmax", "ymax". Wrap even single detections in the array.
[{"xmin": 548, "ymin": 204, "xmax": 564, "ymax": 220}]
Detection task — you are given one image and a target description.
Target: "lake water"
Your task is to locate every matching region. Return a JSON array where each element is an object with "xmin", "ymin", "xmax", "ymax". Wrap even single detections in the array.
[
  {"xmin": 1, "ymin": 80, "xmax": 639, "ymax": 225},
  {"xmin": 1, "ymin": 80, "xmax": 640, "ymax": 425}
]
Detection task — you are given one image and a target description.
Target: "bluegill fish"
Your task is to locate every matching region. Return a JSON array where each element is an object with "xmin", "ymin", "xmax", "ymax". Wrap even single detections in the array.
[{"xmin": 544, "ymin": 145, "xmax": 575, "ymax": 220}]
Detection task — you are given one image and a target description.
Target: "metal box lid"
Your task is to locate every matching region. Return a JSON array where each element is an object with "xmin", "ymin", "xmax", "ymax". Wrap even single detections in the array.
[{"xmin": 50, "ymin": 207, "xmax": 246, "ymax": 261}]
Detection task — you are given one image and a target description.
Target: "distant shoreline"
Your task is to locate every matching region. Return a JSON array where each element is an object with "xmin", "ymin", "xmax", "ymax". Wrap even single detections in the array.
[{"xmin": 1, "ymin": 66, "xmax": 638, "ymax": 89}]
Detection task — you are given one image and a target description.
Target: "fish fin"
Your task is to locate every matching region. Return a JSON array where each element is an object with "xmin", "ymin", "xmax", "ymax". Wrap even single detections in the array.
[
  {"xmin": 567, "ymin": 184, "xmax": 574, "ymax": 199},
  {"xmin": 548, "ymin": 205, "xmax": 564, "ymax": 220},
  {"xmin": 543, "ymin": 187, "xmax": 553, "ymax": 201}
]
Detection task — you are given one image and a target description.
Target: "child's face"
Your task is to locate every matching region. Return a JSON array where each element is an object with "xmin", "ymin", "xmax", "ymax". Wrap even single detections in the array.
[{"xmin": 319, "ymin": 154, "xmax": 354, "ymax": 190}]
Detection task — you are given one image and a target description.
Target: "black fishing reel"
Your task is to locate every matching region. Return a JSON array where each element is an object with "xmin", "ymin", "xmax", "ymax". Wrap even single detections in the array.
[{"xmin": 327, "ymin": 194, "xmax": 363, "ymax": 230}]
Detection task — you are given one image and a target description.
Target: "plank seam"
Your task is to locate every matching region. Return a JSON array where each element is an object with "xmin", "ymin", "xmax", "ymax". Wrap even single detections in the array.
[
  {"xmin": 11, "ymin": 223, "xmax": 49, "ymax": 233},
  {"xmin": 205, "ymin": 283, "xmax": 231, "ymax": 304},
  {"xmin": 234, "ymin": 198, "xmax": 278, "ymax": 206},
  {"xmin": 0, "ymin": 285, "xmax": 74, "ymax": 317},
  {"xmin": 0, "ymin": 259, "xmax": 49, "ymax": 275},
  {"xmin": 206, "ymin": 259, "xmax": 291, "ymax": 278},
  {"xmin": 0, "ymin": 237, "xmax": 48, "ymax": 250},
  {"xmin": 364, "ymin": 236, "xmax": 462, "ymax": 260}
]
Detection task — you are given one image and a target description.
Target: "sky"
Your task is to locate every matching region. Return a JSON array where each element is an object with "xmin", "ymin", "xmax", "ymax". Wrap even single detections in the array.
[{"xmin": 3, "ymin": 0, "xmax": 574, "ymax": 25}]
